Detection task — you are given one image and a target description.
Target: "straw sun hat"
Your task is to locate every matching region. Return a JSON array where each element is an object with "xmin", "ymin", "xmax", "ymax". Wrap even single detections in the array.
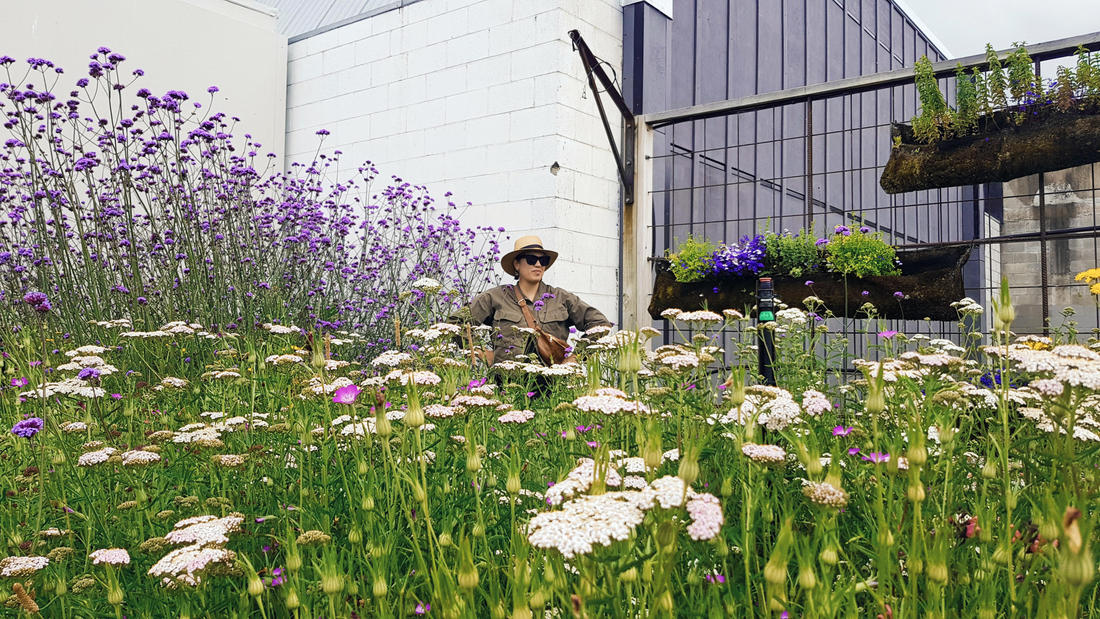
[{"xmin": 500, "ymin": 235, "xmax": 559, "ymax": 277}]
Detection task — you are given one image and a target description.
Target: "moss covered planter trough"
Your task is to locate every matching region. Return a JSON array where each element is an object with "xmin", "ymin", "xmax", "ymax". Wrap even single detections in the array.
[
  {"xmin": 649, "ymin": 245, "xmax": 973, "ymax": 321},
  {"xmin": 880, "ymin": 106, "xmax": 1100, "ymax": 194}
]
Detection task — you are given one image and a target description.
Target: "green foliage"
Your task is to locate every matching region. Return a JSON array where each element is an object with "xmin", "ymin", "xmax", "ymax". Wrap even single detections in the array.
[
  {"xmin": 1054, "ymin": 66, "xmax": 1077, "ymax": 112},
  {"xmin": 763, "ymin": 229, "xmax": 821, "ymax": 278},
  {"xmin": 1006, "ymin": 42, "xmax": 1037, "ymax": 106},
  {"xmin": 1076, "ymin": 45, "xmax": 1100, "ymax": 99},
  {"xmin": 955, "ymin": 64, "xmax": 979, "ymax": 135},
  {"xmin": 973, "ymin": 66, "xmax": 992, "ymax": 117},
  {"xmin": 668, "ymin": 235, "xmax": 715, "ymax": 283},
  {"xmin": 986, "ymin": 43, "xmax": 1009, "ymax": 109},
  {"xmin": 913, "ymin": 56, "xmax": 949, "ymax": 143},
  {"xmin": 824, "ymin": 228, "xmax": 900, "ymax": 278}
]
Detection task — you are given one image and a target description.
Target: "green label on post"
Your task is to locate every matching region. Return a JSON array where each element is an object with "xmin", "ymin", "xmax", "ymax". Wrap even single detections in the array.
[{"xmin": 759, "ymin": 311, "xmax": 774, "ymax": 321}]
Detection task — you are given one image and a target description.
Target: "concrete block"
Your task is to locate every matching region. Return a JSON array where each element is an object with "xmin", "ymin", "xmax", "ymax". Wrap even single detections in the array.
[
  {"xmin": 445, "ymin": 147, "xmax": 488, "ymax": 178},
  {"xmin": 425, "ymin": 9, "xmax": 468, "ymax": 44},
  {"xmin": 487, "ymin": 78, "xmax": 535, "ymax": 115},
  {"xmin": 507, "ymin": 168, "xmax": 558, "ymax": 201},
  {"xmin": 287, "ymin": 73, "xmax": 338, "ymax": 107},
  {"xmin": 370, "ymin": 54, "xmax": 408, "ymax": 86},
  {"xmin": 386, "ymin": 75, "xmax": 428, "ymax": 107},
  {"xmin": 285, "ymin": 100, "xmax": 323, "ymax": 131},
  {"xmin": 335, "ymin": 114, "xmax": 374, "ymax": 144},
  {"xmin": 288, "ymin": 41, "xmax": 310, "ymax": 62},
  {"xmin": 303, "ymin": 29, "xmax": 340, "ymax": 57},
  {"xmin": 368, "ymin": 7, "xmax": 402, "ymax": 34},
  {"xmin": 509, "ymin": 40, "xmax": 564, "ymax": 81},
  {"xmin": 370, "ymin": 107, "xmax": 408, "ymax": 138},
  {"xmin": 406, "ymin": 99, "xmax": 447, "ymax": 133},
  {"xmin": 426, "ymin": 65, "xmax": 468, "ymax": 97},
  {"xmin": 509, "ymin": 105, "xmax": 555, "ymax": 141},
  {"xmin": 401, "ymin": 0, "xmax": 438, "ymax": 25},
  {"xmin": 287, "ymin": 53, "xmax": 323, "ymax": 84},
  {"xmin": 485, "ymin": 139, "xmax": 534, "ymax": 172},
  {"xmin": 465, "ymin": 114, "xmax": 511, "ymax": 148},
  {"xmin": 461, "ymin": 172, "xmax": 510, "ymax": 204},
  {"xmin": 407, "ymin": 42, "xmax": 449, "ymax": 78},
  {"xmin": 488, "ymin": 16, "xmax": 538, "ymax": 56},
  {"xmin": 354, "ymin": 34, "xmax": 390, "ymax": 64},
  {"xmin": 445, "ymin": 31, "xmax": 491, "ymax": 67},
  {"xmin": 531, "ymin": 73, "xmax": 563, "ymax": 107},
  {"xmin": 433, "ymin": 122, "xmax": 468, "ymax": 151},
  {"xmin": 466, "ymin": 54, "xmax": 513, "ymax": 90},
  {"xmin": 444, "ymin": 89, "xmax": 489, "ymax": 123},
  {"xmin": 336, "ymin": 64, "xmax": 372, "ymax": 95},
  {"xmin": 467, "ymin": 0, "xmax": 515, "ymax": 30},
  {"xmin": 336, "ymin": 15, "xmax": 375, "ymax": 45},
  {"xmin": 392, "ymin": 18, "xmax": 431, "ymax": 53}
]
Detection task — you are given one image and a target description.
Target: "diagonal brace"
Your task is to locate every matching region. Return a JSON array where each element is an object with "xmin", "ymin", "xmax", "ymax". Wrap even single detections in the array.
[{"xmin": 568, "ymin": 29, "xmax": 636, "ymax": 204}]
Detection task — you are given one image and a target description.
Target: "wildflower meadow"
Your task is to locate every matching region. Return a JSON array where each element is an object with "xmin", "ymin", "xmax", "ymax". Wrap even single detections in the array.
[{"xmin": 2, "ymin": 51, "xmax": 1100, "ymax": 619}]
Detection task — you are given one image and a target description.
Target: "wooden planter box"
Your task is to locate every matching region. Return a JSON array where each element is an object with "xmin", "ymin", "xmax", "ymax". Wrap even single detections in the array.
[
  {"xmin": 648, "ymin": 245, "xmax": 973, "ymax": 321},
  {"xmin": 880, "ymin": 106, "xmax": 1100, "ymax": 194}
]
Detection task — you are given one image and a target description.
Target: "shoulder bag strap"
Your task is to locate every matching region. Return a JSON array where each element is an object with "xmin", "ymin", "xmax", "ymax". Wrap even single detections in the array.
[{"xmin": 512, "ymin": 285, "xmax": 540, "ymax": 331}]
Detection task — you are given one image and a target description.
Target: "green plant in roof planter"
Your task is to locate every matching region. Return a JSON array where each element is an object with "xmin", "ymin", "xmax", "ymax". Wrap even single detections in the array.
[{"xmin": 882, "ymin": 44, "xmax": 1100, "ymax": 193}]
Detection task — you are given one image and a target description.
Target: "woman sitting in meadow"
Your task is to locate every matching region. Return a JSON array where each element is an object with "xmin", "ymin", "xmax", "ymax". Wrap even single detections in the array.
[{"xmin": 452, "ymin": 235, "xmax": 612, "ymax": 366}]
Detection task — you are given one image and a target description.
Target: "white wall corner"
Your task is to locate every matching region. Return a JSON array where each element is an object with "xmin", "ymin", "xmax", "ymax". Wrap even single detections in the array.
[{"xmin": 620, "ymin": 0, "xmax": 672, "ymax": 20}]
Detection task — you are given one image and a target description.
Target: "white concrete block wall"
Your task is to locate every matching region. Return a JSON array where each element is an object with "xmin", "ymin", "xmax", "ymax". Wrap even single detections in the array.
[{"xmin": 285, "ymin": 0, "xmax": 625, "ymax": 322}]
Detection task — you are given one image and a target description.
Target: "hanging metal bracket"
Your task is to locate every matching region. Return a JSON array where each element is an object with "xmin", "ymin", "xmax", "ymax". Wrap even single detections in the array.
[{"xmin": 568, "ymin": 29, "xmax": 636, "ymax": 204}]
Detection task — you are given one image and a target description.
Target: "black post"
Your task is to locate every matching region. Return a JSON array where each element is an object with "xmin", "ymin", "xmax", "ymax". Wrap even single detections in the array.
[{"xmin": 757, "ymin": 277, "xmax": 776, "ymax": 386}]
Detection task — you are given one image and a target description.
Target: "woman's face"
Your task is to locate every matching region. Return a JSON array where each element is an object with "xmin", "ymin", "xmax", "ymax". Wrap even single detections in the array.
[{"xmin": 514, "ymin": 251, "xmax": 548, "ymax": 285}]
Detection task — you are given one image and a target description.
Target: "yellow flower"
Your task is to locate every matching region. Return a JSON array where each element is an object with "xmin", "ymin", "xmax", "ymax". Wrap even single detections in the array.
[
  {"xmin": 1092, "ymin": 282, "xmax": 1100, "ymax": 296},
  {"xmin": 1075, "ymin": 268, "xmax": 1100, "ymax": 283}
]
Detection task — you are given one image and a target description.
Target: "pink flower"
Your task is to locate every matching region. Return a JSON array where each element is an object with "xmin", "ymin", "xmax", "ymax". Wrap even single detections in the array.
[
  {"xmin": 332, "ymin": 384, "xmax": 361, "ymax": 405},
  {"xmin": 415, "ymin": 601, "xmax": 431, "ymax": 614},
  {"xmin": 10, "ymin": 377, "xmax": 28, "ymax": 387},
  {"xmin": 877, "ymin": 330, "xmax": 899, "ymax": 339},
  {"xmin": 862, "ymin": 451, "xmax": 889, "ymax": 464},
  {"xmin": 832, "ymin": 425, "xmax": 854, "ymax": 436},
  {"xmin": 848, "ymin": 447, "xmax": 860, "ymax": 455}
]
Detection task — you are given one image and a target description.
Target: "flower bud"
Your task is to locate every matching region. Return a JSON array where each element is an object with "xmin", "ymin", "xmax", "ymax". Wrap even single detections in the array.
[
  {"xmin": 620, "ymin": 567, "xmax": 638, "ymax": 582},
  {"xmin": 907, "ymin": 481, "xmax": 925, "ymax": 503},
  {"xmin": 643, "ymin": 439, "xmax": 662, "ymax": 471},
  {"xmin": 713, "ymin": 535, "xmax": 729, "ymax": 557},
  {"xmin": 362, "ymin": 495, "xmax": 375, "ymax": 511},
  {"xmin": 286, "ymin": 551, "xmax": 302, "ymax": 573},
  {"xmin": 372, "ymin": 576, "xmax": 388, "ymax": 598},
  {"xmin": 528, "ymin": 589, "xmax": 546, "ymax": 609},
  {"xmin": 466, "ymin": 451, "xmax": 482, "ymax": 474},
  {"xmin": 977, "ymin": 608, "xmax": 994, "ymax": 619},
  {"xmin": 764, "ymin": 559, "xmax": 786, "ymax": 586},
  {"xmin": 907, "ymin": 444, "xmax": 927, "ymax": 467},
  {"xmin": 459, "ymin": 565, "xmax": 479, "ymax": 590},
  {"xmin": 927, "ymin": 562, "xmax": 948, "ymax": 584},
  {"xmin": 992, "ymin": 544, "xmax": 1011, "ymax": 565},
  {"xmin": 357, "ymin": 460, "xmax": 369, "ymax": 475},
  {"xmin": 405, "ymin": 402, "xmax": 425, "ymax": 428},
  {"xmin": 490, "ymin": 602, "xmax": 506, "ymax": 619},
  {"xmin": 720, "ymin": 476, "xmax": 733, "ymax": 498},
  {"xmin": 1061, "ymin": 549, "xmax": 1095, "ymax": 587},
  {"xmin": 506, "ymin": 472, "xmax": 521, "ymax": 495},
  {"xmin": 107, "ymin": 585, "xmax": 124, "ymax": 606},
  {"xmin": 876, "ymin": 527, "xmax": 894, "ymax": 547},
  {"xmin": 473, "ymin": 522, "xmax": 486, "ymax": 538},
  {"xmin": 866, "ymin": 388, "xmax": 885, "ymax": 416},
  {"xmin": 564, "ymin": 427, "xmax": 576, "ymax": 440},
  {"xmin": 348, "ymin": 528, "xmax": 362, "ymax": 544},
  {"xmin": 820, "ymin": 546, "xmax": 839, "ymax": 566},
  {"xmin": 248, "ymin": 576, "xmax": 265, "ymax": 597},
  {"xmin": 678, "ymin": 454, "xmax": 699, "ymax": 487},
  {"xmin": 322, "ymin": 573, "xmax": 344, "ymax": 595},
  {"xmin": 656, "ymin": 591, "xmax": 674, "ymax": 613},
  {"xmin": 798, "ymin": 564, "xmax": 817, "ymax": 590},
  {"xmin": 1040, "ymin": 519, "xmax": 1059, "ymax": 543},
  {"xmin": 656, "ymin": 521, "xmax": 677, "ymax": 549},
  {"xmin": 375, "ymin": 413, "xmax": 392, "ymax": 438}
]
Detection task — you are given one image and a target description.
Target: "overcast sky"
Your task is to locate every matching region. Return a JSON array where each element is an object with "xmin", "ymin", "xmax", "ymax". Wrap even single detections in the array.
[{"xmin": 902, "ymin": 0, "xmax": 1100, "ymax": 61}]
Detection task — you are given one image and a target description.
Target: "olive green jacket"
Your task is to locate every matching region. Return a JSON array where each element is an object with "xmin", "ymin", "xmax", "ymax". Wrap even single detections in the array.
[{"xmin": 454, "ymin": 283, "xmax": 612, "ymax": 364}]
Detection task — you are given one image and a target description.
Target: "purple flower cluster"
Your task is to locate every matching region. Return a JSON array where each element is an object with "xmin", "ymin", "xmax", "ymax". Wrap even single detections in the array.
[
  {"xmin": 11, "ymin": 417, "xmax": 43, "ymax": 438},
  {"xmin": 711, "ymin": 235, "xmax": 765, "ymax": 277},
  {"xmin": 22, "ymin": 291, "xmax": 50, "ymax": 313},
  {"xmin": 0, "ymin": 49, "xmax": 503, "ymax": 354}
]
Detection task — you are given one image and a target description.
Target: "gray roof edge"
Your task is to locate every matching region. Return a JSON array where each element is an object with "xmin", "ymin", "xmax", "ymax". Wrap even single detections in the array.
[{"xmin": 288, "ymin": 0, "xmax": 429, "ymax": 44}]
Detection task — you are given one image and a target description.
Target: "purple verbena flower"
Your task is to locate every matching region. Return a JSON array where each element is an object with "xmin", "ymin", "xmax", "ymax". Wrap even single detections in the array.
[{"xmin": 11, "ymin": 417, "xmax": 44, "ymax": 438}]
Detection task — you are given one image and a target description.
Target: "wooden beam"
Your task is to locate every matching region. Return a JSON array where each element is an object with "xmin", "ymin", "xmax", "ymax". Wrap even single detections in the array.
[{"xmin": 622, "ymin": 122, "xmax": 654, "ymax": 332}]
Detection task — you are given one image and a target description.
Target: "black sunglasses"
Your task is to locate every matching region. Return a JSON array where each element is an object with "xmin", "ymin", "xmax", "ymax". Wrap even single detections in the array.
[{"xmin": 518, "ymin": 254, "xmax": 551, "ymax": 267}]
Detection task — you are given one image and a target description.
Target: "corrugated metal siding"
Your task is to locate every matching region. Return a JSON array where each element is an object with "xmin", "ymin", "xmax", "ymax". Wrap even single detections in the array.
[{"xmin": 254, "ymin": 0, "xmax": 427, "ymax": 39}]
